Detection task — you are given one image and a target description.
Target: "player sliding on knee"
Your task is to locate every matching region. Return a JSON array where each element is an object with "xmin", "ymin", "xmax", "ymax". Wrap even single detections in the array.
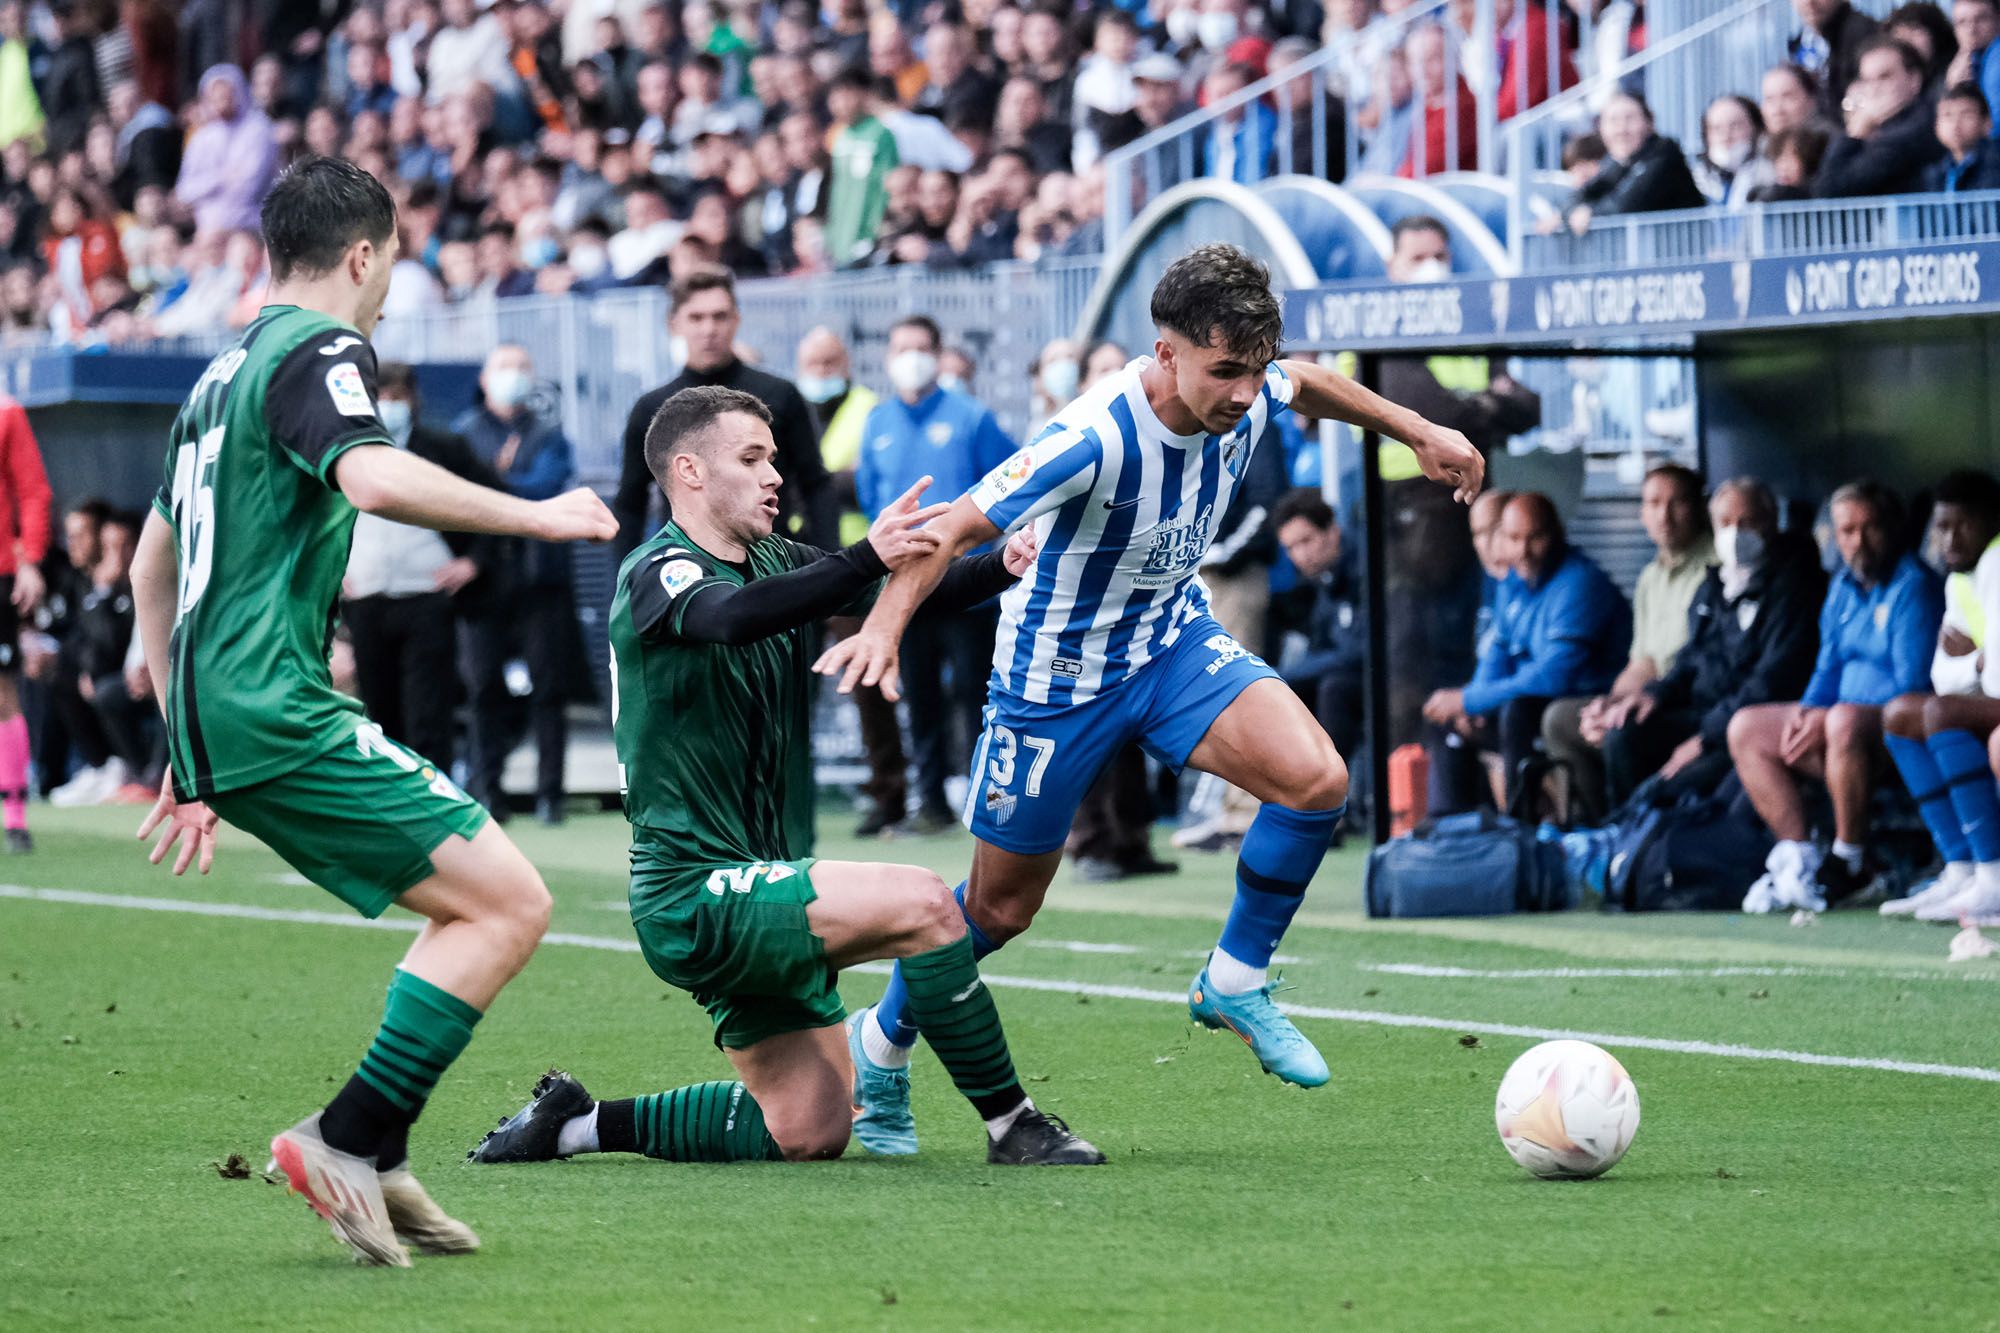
[
  {"xmin": 814, "ymin": 244, "xmax": 1484, "ymax": 1149},
  {"xmin": 129, "ymin": 159, "xmax": 618, "ymax": 1266},
  {"xmin": 467, "ymin": 386, "xmax": 1101, "ymax": 1169}
]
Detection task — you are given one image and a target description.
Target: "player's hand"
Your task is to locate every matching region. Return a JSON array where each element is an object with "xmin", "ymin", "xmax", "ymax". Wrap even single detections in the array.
[
  {"xmin": 1411, "ymin": 426, "xmax": 1484, "ymax": 504},
  {"xmin": 138, "ymin": 774, "xmax": 218, "ymax": 876},
  {"xmin": 1003, "ymin": 526, "xmax": 1038, "ymax": 576},
  {"xmin": 1421, "ymin": 686, "xmax": 1465, "ymax": 726},
  {"xmin": 533, "ymin": 487, "xmax": 617, "ymax": 544},
  {"xmin": 432, "ymin": 556, "xmax": 479, "ymax": 594},
  {"xmin": 10, "ymin": 560, "xmax": 43, "ymax": 614},
  {"xmin": 867, "ymin": 476, "xmax": 952, "ymax": 571},
  {"xmin": 812, "ymin": 627, "xmax": 903, "ymax": 701},
  {"xmin": 1779, "ymin": 705, "xmax": 1824, "ymax": 767}
]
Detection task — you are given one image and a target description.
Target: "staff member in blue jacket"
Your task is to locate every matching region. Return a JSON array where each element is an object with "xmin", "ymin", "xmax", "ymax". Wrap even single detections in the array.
[
  {"xmin": 1422, "ymin": 492, "xmax": 1632, "ymax": 816},
  {"xmin": 1731, "ymin": 479, "xmax": 1944, "ymax": 914},
  {"xmin": 453, "ymin": 343, "xmax": 584, "ymax": 826},
  {"xmin": 856, "ymin": 313, "xmax": 1015, "ymax": 832}
]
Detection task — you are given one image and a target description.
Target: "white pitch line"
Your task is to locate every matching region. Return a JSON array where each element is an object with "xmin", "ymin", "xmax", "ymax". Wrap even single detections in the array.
[
  {"xmin": 8, "ymin": 884, "xmax": 2000, "ymax": 1083},
  {"xmin": 1362, "ymin": 961, "xmax": 2000, "ymax": 984}
]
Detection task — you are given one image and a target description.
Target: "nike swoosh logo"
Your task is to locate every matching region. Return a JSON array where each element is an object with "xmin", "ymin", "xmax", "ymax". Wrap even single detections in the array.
[
  {"xmin": 1101, "ymin": 497, "xmax": 1141, "ymax": 511},
  {"xmin": 951, "ymin": 980, "xmax": 984, "ymax": 1002}
]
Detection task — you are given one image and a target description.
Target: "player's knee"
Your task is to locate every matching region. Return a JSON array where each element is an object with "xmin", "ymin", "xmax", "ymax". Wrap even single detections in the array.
[
  {"xmin": 1921, "ymin": 694, "xmax": 1960, "ymax": 738},
  {"xmin": 1825, "ymin": 703, "xmax": 1866, "ymax": 751},
  {"xmin": 1726, "ymin": 706, "xmax": 1762, "ymax": 757},
  {"xmin": 901, "ymin": 872, "xmax": 964, "ymax": 954},
  {"xmin": 775, "ymin": 1111, "xmax": 851, "ymax": 1162},
  {"xmin": 1277, "ymin": 740, "xmax": 1348, "ymax": 811},
  {"xmin": 1883, "ymin": 693, "xmax": 1925, "ymax": 738},
  {"xmin": 494, "ymin": 876, "xmax": 552, "ymax": 959}
]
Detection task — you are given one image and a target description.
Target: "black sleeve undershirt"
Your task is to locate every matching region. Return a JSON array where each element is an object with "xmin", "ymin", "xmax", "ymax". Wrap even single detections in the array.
[{"xmin": 672, "ymin": 546, "xmax": 1020, "ymax": 645}]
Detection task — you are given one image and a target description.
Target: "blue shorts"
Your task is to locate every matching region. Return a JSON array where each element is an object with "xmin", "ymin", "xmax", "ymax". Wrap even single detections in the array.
[{"xmin": 961, "ymin": 613, "xmax": 1281, "ymax": 855}]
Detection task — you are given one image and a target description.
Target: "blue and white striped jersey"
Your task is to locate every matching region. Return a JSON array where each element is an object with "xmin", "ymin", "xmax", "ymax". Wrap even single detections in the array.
[{"xmin": 967, "ymin": 357, "xmax": 1294, "ymax": 705}]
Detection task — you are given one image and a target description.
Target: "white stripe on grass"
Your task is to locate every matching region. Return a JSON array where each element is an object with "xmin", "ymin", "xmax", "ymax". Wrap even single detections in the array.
[
  {"xmin": 8, "ymin": 884, "xmax": 2000, "ymax": 1084},
  {"xmin": 1362, "ymin": 961, "xmax": 2000, "ymax": 984}
]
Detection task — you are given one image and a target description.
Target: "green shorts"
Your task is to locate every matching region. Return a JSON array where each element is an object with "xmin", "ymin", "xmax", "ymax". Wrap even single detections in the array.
[
  {"xmin": 628, "ymin": 847, "xmax": 841, "ymax": 1051},
  {"xmin": 209, "ymin": 721, "xmax": 489, "ymax": 919}
]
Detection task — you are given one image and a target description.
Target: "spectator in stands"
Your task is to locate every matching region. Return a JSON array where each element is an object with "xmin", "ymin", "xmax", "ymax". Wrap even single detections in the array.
[
  {"xmin": 41, "ymin": 186, "xmax": 121, "ymax": 334},
  {"xmin": 1947, "ymin": 0, "xmax": 2000, "ymax": 137},
  {"xmin": 856, "ymin": 313, "xmax": 1015, "ymax": 833},
  {"xmin": 1622, "ymin": 478, "xmax": 1825, "ymax": 804},
  {"xmin": 1020, "ymin": 4, "xmax": 1079, "ymax": 124},
  {"xmin": 105, "ymin": 80, "xmax": 180, "ymax": 206},
  {"xmin": 1490, "ymin": 0, "xmax": 1578, "ymax": 120},
  {"xmin": 175, "ymin": 65, "xmax": 278, "ymax": 235},
  {"xmin": 25, "ymin": 497, "xmax": 98, "ymax": 797},
  {"xmin": 1790, "ymin": 0, "xmax": 1881, "ymax": 113},
  {"xmin": 1201, "ymin": 60, "xmax": 1278, "ymax": 184},
  {"xmin": 39, "ymin": 0, "xmax": 101, "ymax": 158},
  {"xmin": 796, "ymin": 325, "xmax": 905, "ymax": 837},
  {"xmin": 1110, "ymin": 52, "xmax": 1197, "ymax": 189},
  {"xmin": 1813, "ymin": 35, "xmax": 1947, "ymax": 195},
  {"xmin": 342, "ymin": 363, "xmax": 506, "ymax": 776},
  {"xmin": 1267, "ymin": 34, "xmax": 1347, "ymax": 181},
  {"xmin": 1400, "ymin": 23, "xmax": 1478, "ymax": 176},
  {"xmin": 1690, "ymin": 94, "xmax": 1767, "ymax": 206},
  {"xmin": 917, "ymin": 20, "xmax": 998, "ymax": 127},
  {"xmin": 1562, "ymin": 131, "xmax": 1609, "ymax": 189},
  {"xmin": 1423, "ymin": 493, "xmax": 1632, "ymax": 817},
  {"xmin": 616, "ymin": 265, "xmax": 830, "ymax": 557},
  {"xmin": 1764, "ymin": 62, "xmax": 1831, "ymax": 140},
  {"xmin": 427, "ymin": 0, "xmax": 512, "ymax": 105},
  {"xmin": 1731, "ymin": 479, "xmax": 1944, "ymax": 913},
  {"xmin": 454, "ymin": 343, "xmax": 580, "ymax": 826},
  {"xmin": 824, "ymin": 67, "xmax": 897, "ymax": 267},
  {"xmin": 992, "ymin": 74, "xmax": 1072, "ymax": 176},
  {"xmin": 1565, "ymin": 92, "xmax": 1705, "ymax": 233},
  {"xmin": 1073, "ymin": 10, "xmax": 1140, "ymax": 168},
  {"xmin": 1750, "ymin": 122, "xmax": 1836, "ymax": 199},
  {"xmin": 1925, "ymin": 81, "xmax": 2000, "ymax": 186},
  {"xmin": 1273, "ymin": 487, "xmax": 1366, "ymax": 790},
  {"xmin": 1881, "ymin": 469, "xmax": 2000, "ymax": 920},
  {"xmin": 1541, "ymin": 465, "xmax": 1716, "ymax": 823},
  {"xmin": 57, "ymin": 509, "xmax": 156, "ymax": 806},
  {"xmin": 1887, "ymin": 2, "xmax": 1959, "ymax": 95}
]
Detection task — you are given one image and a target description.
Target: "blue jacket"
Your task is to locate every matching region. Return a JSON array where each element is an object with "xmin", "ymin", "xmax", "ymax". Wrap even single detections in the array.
[
  {"xmin": 1202, "ymin": 100, "xmax": 1278, "ymax": 186},
  {"xmin": 1462, "ymin": 543, "xmax": 1631, "ymax": 716},
  {"xmin": 451, "ymin": 402, "xmax": 577, "ymax": 588},
  {"xmin": 1978, "ymin": 44, "xmax": 2000, "ymax": 144},
  {"xmin": 1801, "ymin": 552, "xmax": 1942, "ymax": 707},
  {"xmin": 856, "ymin": 385, "xmax": 1015, "ymax": 534}
]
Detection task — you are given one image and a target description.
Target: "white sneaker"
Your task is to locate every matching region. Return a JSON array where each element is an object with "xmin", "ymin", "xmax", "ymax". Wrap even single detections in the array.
[
  {"xmin": 1745, "ymin": 841, "xmax": 1815, "ymax": 914},
  {"xmin": 1882, "ymin": 863, "xmax": 1975, "ymax": 917},
  {"xmin": 48, "ymin": 763, "xmax": 105, "ymax": 807},
  {"xmin": 1922, "ymin": 863, "xmax": 2000, "ymax": 925},
  {"xmin": 1742, "ymin": 870, "xmax": 1782, "ymax": 914},
  {"xmin": 1772, "ymin": 843, "xmax": 1827, "ymax": 913}
]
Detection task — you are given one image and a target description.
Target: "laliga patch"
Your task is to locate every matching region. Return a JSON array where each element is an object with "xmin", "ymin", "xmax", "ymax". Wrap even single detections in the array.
[
  {"xmin": 983, "ymin": 783, "xmax": 1018, "ymax": 826},
  {"xmin": 325, "ymin": 361, "xmax": 374, "ymax": 417},
  {"xmin": 976, "ymin": 449, "xmax": 1037, "ymax": 505},
  {"xmin": 659, "ymin": 559, "xmax": 704, "ymax": 597}
]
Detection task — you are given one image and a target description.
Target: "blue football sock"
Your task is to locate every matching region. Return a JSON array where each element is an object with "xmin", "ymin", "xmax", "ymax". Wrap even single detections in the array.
[
  {"xmin": 1886, "ymin": 732, "xmax": 1971, "ymax": 864},
  {"xmin": 1217, "ymin": 804, "xmax": 1343, "ymax": 970},
  {"xmin": 874, "ymin": 881, "xmax": 996, "ymax": 1050},
  {"xmin": 1932, "ymin": 730, "xmax": 2000, "ymax": 864}
]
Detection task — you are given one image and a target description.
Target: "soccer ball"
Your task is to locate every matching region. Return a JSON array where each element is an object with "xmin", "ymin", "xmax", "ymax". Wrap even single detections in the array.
[{"xmin": 1493, "ymin": 1040, "xmax": 1640, "ymax": 1179}]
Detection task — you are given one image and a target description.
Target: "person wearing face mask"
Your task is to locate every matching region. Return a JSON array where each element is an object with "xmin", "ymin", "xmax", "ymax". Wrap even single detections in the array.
[
  {"xmin": 856, "ymin": 314, "xmax": 1017, "ymax": 833},
  {"xmin": 1540, "ymin": 466, "xmax": 1716, "ymax": 823},
  {"xmin": 798, "ymin": 326, "xmax": 904, "ymax": 839},
  {"xmin": 1731, "ymin": 480, "xmax": 1942, "ymax": 914},
  {"xmin": 453, "ymin": 342, "xmax": 585, "ymax": 826},
  {"xmin": 343, "ymin": 363, "xmax": 510, "ymax": 778},
  {"xmin": 1690, "ymin": 94, "xmax": 1768, "ymax": 206},
  {"xmin": 1620, "ymin": 479, "xmax": 1824, "ymax": 807}
]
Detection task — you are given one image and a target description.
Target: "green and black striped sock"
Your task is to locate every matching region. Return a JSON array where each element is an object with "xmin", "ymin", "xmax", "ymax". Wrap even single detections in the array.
[
  {"xmin": 320, "ymin": 970, "xmax": 481, "ymax": 1159},
  {"xmin": 595, "ymin": 1082, "xmax": 783, "ymax": 1162},
  {"xmin": 899, "ymin": 934, "xmax": 1027, "ymax": 1122}
]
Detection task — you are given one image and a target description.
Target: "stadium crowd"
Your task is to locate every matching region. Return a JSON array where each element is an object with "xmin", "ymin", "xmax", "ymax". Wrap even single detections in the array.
[{"xmin": 10, "ymin": 0, "xmax": 2000, "ymax": 348}]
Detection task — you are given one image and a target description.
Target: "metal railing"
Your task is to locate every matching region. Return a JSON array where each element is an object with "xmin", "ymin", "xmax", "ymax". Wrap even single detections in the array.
[{"xmin": 1520, "ymin": 191, "xmax": 2000, "ymax": 269}]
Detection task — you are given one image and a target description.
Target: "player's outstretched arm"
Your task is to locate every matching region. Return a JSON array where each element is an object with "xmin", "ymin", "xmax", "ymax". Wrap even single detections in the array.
[
  {"xmin": 130, "ymin": 510, "xmax": 218, "ymax": 875},
  {"xmin": 333, "ymin": 445, "xmax": 617, "ymax": 544},
  {"xmin": 1278, "ymin": 357, "xmax": 1486, "ymax": 503},
  {"xmin": 813, "ymin": 494, "xmax": 1001, "ymax": 701}
]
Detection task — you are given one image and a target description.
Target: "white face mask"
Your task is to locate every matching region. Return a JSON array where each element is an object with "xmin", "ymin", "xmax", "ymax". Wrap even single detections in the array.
[
  {"xmin": 798, "ymin": 373, "xmax": 848, "ymax": 404},
  {"xmin": 936, "ymin": 373, "xmax": 965, "ymax": 392},
  {"xmin": 1709, "ymin": 138, "xmax": 1754, "ymax": 171},
  {"xmin": 887, "ymin": 350, "xmax": 938, "ymax": 395},
  {"xmin": 1197, "ymin": 10, "xmax": 1240, "ymax": 49},
  {"xmin": 377, "ymin": 398, "xmax": 413, "ymax": 439},
  {"xmin": 1039, "ymin": 357, "xmax": 1080, "ymax": 401},
  {"xmin": 1406, "ymin": 257, "xmax": 1451, "ymax": 283},
  {"xmin": 1714, "ymin": 524, "xmax": 1739, "ymax": 569},
  {"xmin": 1166, "ymin": 8, "xmax": 1199, "ymax": 45},
  {"xmin": 487, "ymin": 367, "xmax": 533, "ymax": 409}
]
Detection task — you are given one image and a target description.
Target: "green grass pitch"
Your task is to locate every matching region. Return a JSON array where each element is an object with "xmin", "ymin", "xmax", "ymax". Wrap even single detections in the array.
[{"xmin": 5, "ymin": 805, "xmax": 2000, "ymax": 1330}]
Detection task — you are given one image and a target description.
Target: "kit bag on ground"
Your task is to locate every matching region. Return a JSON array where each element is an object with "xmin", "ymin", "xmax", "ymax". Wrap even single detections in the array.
[
  {"xmin": 1604, "ymin": 772, "xmax": 1773, "ymax": 912},
  {"xmin": 1364, "ymin": 806, "xmax": 1572, "ymax": 918}
]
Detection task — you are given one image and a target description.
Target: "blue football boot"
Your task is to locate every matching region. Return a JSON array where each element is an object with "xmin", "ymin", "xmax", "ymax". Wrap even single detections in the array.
[
  {"xmin": 1188, "ymin": 962, "xmax": 1331, "ymax": 1088},
  {"xmin": 847, "ymin": 1009, "xmax": 919, "ymax": 1155}
]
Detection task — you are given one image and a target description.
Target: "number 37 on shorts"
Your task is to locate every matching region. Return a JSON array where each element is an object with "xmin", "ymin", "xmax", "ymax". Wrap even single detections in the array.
[{"xmin": 975, "ymin": 723, "xmax": 1057, "ymax": 829}]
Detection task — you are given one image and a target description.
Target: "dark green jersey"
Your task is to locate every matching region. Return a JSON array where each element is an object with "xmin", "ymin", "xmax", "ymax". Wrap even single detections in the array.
[
  {"xmin": 154, "ymin": 305, "xmax": 393, "ymax": 799},
  {"xmin": 609, "ymin": 521, "xmax": 874, "ymax": 883}
]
